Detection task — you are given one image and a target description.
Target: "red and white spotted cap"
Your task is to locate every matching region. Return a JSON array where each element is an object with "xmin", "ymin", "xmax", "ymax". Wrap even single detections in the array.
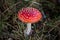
[{"xmin": 18, "ymin": 7, "xmax": 42, "ymax": 23}]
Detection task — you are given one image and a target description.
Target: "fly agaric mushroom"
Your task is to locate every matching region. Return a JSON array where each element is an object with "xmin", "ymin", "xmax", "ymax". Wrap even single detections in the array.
[{"xmin": 18, "ymin": 7, "xmax": 42, "ymax": 35}]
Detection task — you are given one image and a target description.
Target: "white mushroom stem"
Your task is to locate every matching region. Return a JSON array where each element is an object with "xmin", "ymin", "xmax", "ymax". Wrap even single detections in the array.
[
  {"xmin": 24, "ymin": 23, "xmax": 31, "ymax": 35},
  {"xmin": 26, "ymin": 23, "xmax": 31, "ymax": 35}
]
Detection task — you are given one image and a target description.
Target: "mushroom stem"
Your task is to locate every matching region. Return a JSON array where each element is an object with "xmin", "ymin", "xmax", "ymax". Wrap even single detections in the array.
[
  {"xmin": 24, "ymin": 23, "xmax": 31, "ymax": 36},
  {"xmin": 26, "ymin": 23, "xmax": 31, "ymax": 35}
]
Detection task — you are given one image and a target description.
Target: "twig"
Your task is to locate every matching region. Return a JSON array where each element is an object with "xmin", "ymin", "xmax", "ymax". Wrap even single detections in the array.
[
  {"xmin": 1, "ymin": 2, "xmax": 20, "ymax": 14},
  {"xmin": 48, "ymin": 25, "xmax": 57, "ymax": 33}
]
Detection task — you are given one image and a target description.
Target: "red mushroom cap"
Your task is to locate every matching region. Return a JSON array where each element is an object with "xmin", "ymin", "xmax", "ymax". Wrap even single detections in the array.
[{"xmin": 18, "ymin": 7, "xmax": 42, "ymax": 23}]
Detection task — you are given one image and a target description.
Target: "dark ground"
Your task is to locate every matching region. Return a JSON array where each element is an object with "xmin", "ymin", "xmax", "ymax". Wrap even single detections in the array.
[{"xmin": 0, "ymin": 0, "xmax": 60, "ymax": 40}]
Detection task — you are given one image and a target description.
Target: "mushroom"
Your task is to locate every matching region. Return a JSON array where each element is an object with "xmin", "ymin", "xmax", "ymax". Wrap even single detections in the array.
[{"xmin": 18, "ymin": 7, "xmax": 42, "ymax": 35}]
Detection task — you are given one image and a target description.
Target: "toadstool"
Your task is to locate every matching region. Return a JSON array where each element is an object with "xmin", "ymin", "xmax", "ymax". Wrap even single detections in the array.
[{"xmin": 18, "ymin": 7, "xmax": 42, "ymax": 35}]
